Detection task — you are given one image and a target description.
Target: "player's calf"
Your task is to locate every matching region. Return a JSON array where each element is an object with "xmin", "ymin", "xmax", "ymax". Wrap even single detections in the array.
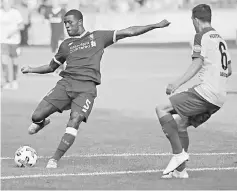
[
  {"xmin": 155, "ymin": 104, "xmax": 183, "ymax": 154},
  {"xmin": 173, "ymin": 114, "xmax": 190, "ymax": 172},
  {"xmin": 49, "ymin": 112, "xmax": 84, "ymax": 166}
]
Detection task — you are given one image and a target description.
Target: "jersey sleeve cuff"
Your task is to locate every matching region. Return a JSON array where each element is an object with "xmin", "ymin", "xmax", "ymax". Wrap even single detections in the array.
[
  {"xmin": 113, "ymin": 30, "xmax": 117, "ymax": 43},
  {"xmin": 53, "ymin": 57, "xmax": 62, "ymax": 65}
]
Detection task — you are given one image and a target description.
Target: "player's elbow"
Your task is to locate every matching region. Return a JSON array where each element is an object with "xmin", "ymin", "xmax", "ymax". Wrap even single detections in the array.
[
  {"xmin": 48, "ymin": 65, "xmax": 55, "ymax": 73},
  {"xmin": 128, "ymin": 30, "xmax": 135, "ymax": 37},
  {"xmin": 125, "ymin": 28, "xmax": 136, "ymax": 37}
]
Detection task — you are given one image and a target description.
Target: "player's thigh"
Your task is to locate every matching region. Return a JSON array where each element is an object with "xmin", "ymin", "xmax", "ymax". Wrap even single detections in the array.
[
  {"xmin": 9, "ymin": 44, "xmax": 20, "ymax": 58},
  {"xmin": 71, "ymin": 93, "xmax": 95, "ymax": 123},
  {"xmin": 42, "ymin": 83, "xmax": 71, "ymax": 113},
  {"xmin": 189, "ymin": 104, "xmax": 220, "ymax": 128},
  {"xmin": 32, "ymin": 99, "xmax": 59, "ymax": 121},
  {"xmin": 172, "ymin": 114, "xmax": 189, "ymax": 132},
  {"xmin": 169, "ymin": 87, "xmax": 219, "ymax": 127},
  {"xmin": 155, "ymin": 97, "xmax": 174, "ymax": 118}
]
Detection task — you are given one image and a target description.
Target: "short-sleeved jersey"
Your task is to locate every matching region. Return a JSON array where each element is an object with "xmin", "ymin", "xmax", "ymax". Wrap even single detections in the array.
[
  {"xmin": 0, "ymin": 8, "xmax": 23, "ymax": 44},
  {"xmin": 53, "ymin": 30, "xmax": 117, "ymax": 85},
  {"xmin": 191, "ymin": 27, "xmax": 231, "ymax": 107}
]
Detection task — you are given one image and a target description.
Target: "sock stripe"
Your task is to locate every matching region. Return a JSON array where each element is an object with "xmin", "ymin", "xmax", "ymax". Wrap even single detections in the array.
[{"xmin": 65, "ymin": 127, "xmax": 77, "ymax": 137}]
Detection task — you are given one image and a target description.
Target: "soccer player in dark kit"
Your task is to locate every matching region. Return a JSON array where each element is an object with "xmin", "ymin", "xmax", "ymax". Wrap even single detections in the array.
[{"xmin": 21, "ymin": 9, "xmax": 170, "ymax": 168}]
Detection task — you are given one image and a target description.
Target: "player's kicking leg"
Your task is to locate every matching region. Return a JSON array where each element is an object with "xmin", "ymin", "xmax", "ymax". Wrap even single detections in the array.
[
  {"xmin": 29, "ymin": 99, "xmax": 59, "ymax": 134},
  {"xmin": 46, "ymin": 93, "xmax": 95, "ymax": 168},
  {"xmin": 46, "ymin": 111, "xmax": 85, "ymax": 168},
  {"xmin": 155, "ymin": 98, "xmax": 189, "ymax": 176}
]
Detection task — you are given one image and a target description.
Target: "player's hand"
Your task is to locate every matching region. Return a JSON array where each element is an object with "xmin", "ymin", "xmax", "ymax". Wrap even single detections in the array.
[
  {"xmin": 166, "ymin": 83, "xmax": 179, "ymax": 95},
  {"xmin": 21, "ymin": 66, "xmax": 31, "ymax": 74},
  {"xmin": 157, "ymin": 19, "xmax": 171, "ymax": 28}
]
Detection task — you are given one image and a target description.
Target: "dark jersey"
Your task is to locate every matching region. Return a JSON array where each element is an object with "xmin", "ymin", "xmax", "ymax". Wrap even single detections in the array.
[{"xmin": 54, "ymin": 30, "xmax": 116, "ymax": 85}]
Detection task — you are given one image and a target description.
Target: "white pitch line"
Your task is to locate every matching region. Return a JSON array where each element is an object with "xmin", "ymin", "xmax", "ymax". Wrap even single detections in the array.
[
  {"xmin": 1, "ymin": 152, "xmax": 236, "ymax": 160},
  {"xmin": 1, "ymin": 167, "xmax": 237, "ymax": 180}
]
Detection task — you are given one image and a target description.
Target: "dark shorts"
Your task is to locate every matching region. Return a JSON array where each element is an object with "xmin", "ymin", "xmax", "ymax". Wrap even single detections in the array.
[
  {"xmin": 1, "ymin": 43, "xmax": 20, "ymax": 58},
  {"xmin": 169, "ymin": 87, "xmax": 220, "ymax": 128},
  {"xmin": 43, "ymin": 78, "xmax": 97, "ymax": 122}
]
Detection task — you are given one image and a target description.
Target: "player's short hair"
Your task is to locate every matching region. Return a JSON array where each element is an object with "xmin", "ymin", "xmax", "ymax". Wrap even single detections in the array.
[
  {"xmin": 65, "ymin": 9, "xmax": 83, "ymax": 21},
  {"xmin": 192, "ymin": 4, "xmax": 211, "ymax": 23}
]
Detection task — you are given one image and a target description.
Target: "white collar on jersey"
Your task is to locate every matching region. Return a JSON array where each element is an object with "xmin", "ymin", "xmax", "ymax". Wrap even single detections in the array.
[{"xmin": 68, "ymin": 31, "xmax": 88, "ymax": 39}]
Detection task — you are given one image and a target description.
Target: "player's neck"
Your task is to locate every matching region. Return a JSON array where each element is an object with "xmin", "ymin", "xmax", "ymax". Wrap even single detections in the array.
[
  {"xmin": 200, "ymin": 23, "xmax": 212, "ymax": 32},
  {"xmin": 70, "ymin": 29, "xmax": 87, "ymax": 38},
  {"xmin": 78, "ymin": 28, "xmax": 86, "ymax": 36}
]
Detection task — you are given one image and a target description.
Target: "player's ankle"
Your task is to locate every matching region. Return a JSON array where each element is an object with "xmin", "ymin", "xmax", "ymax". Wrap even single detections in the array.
[{"xmin": 176, "ymin": 162, "xmax": 186, "ymax": 172}]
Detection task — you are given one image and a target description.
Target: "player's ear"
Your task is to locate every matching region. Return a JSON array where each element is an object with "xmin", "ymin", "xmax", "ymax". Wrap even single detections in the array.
[
  {"xmin": 195, "ymin": 18, "xmax": 200, "ymax": 25},
  {"xmin": 78, "ymin": 19, "xmax": 83, "ymax": 26}
]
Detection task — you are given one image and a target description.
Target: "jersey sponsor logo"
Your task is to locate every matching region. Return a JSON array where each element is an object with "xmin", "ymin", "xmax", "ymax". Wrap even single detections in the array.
[
  {"xmin": 193, "ymin": 45, "xmax": 201, "ymax": 53},
  {"xmin": 69, "ymin": 40, "xmax": 96, "ymax": 53}
]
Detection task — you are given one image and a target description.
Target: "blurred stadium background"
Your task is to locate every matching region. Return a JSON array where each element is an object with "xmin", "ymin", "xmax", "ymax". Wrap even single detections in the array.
[{"xmin": 9, "ymin": 0, "xmax": 237, "ymax": 45}]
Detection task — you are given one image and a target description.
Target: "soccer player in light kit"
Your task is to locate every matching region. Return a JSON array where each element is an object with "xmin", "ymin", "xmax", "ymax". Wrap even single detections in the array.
[
  {"xmin": 21, "ymin": 9, "xmax": 170, "ymax": 168},
  {"xmin": 155, "ymin": 4, "xmax": 232, "ymax": 178},
  {"xmin": 1, "ymin": 0, "xmax": 23, "ymax": 89}
]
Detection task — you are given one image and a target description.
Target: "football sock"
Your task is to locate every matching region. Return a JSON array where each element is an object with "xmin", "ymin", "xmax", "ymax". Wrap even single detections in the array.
[
  {"xmin": 178, "ymin": 131, "xmax": 189, "ymax": 152},
  {"xmin": 13, "ymin": 64, "xmax": 18, "ymax": 81},
  {"xmin": 176, "ymin": 131, "xmax": 189, "ymax": 172},
  {"xmin": 52, "ymin": 127, "xmax": 77, "ymax": 161},
  {"xmin": 159, "ymin": 114, "xmax": 183, "ymax": 154}
]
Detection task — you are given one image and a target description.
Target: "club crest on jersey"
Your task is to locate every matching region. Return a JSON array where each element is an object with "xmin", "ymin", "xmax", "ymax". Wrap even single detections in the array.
[{"xmin": 193, "ymin": 45, "xmax": 201, "ymax": 53}]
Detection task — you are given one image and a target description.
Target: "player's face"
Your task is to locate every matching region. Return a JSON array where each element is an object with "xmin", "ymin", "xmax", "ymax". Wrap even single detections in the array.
[{"xmin": 64, "ymin": 15, "xmax": 82, "ymax": 36}]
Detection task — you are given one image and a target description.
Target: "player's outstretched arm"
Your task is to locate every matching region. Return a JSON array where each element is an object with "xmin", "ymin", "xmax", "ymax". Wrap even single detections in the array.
[
  {"xmin": 166, "ymin": 58, "xmax": 202, "ymax": 95},
  {"xmin": 21, "ymin": 59, "xmax": 60, "ymax": 74},
  {"xmin": 115, "ymin": 19, "xmax": 170, "ymax": 41}
]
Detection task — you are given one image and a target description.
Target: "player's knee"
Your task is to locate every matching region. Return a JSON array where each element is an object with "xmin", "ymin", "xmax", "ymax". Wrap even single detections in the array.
[
  {"xmin": 155, "ymin": 105, "xmax": 164, "ymax": 117},
  {"xmin": 69, "ymin": 112, "xmax": 85, "ymax": 129},
  {"xmin": 173, "ymin": 114, "xmax": 189, "ymax": 132},
  {"xmin": 155, "ymin": 104, "xmax": 171, "ymax": 118}
]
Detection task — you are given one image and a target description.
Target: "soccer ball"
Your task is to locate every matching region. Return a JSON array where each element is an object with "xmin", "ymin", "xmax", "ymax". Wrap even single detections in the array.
[{"xmin": 14, "ymin": 146, "xmax": 38, "ymax": 167}]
